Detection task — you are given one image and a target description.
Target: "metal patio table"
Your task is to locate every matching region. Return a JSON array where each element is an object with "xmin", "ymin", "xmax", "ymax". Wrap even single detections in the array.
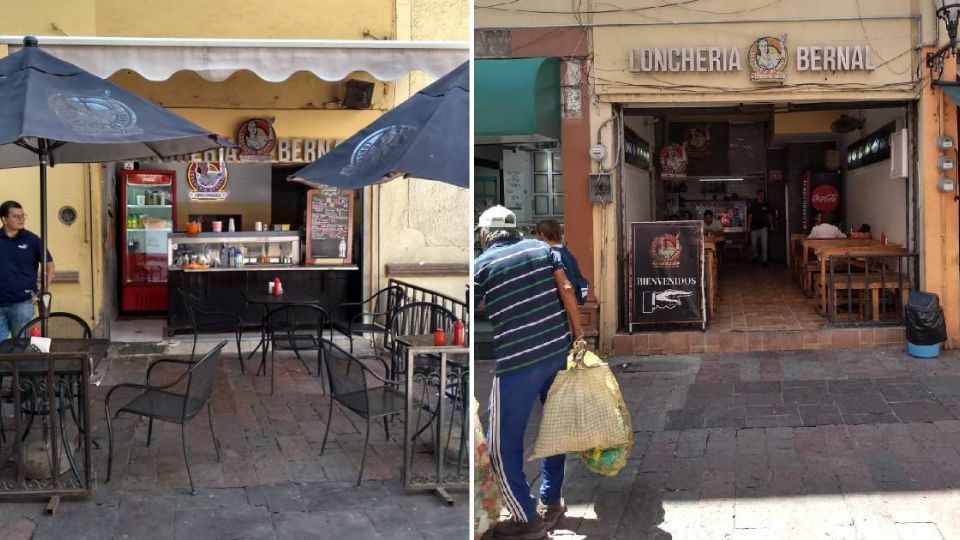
[
  {"xmin": 395, "ymin": 334, "xmax": 468, "ymax": 505},
  {"xmin": 241, "ymin": 291, "xmax": 323, "ymax": 370},
  {"xmin": 0, "ymin": 338, "xmax": 108, "ymax": 500}
]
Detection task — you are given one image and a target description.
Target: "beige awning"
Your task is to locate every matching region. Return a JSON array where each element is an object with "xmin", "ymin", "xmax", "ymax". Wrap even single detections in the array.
[{"xmin": 0, "ymin": 35, "xmax": 469, "ymax": 82}]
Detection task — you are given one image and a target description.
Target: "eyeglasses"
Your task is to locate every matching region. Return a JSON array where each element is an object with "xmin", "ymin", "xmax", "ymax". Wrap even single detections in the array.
[{"xmin": 6, "ymin": 214, "xmax": 26, "ymax": 220}]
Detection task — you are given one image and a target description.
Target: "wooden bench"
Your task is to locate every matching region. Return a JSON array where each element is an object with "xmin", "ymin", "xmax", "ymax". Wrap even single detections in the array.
[
  {"xmin": 800, "ymin": 238, "xmax": 877, "ymax": 295},
  {"xmin": 814, "ymin": 245, "xmax": 909, "ymax": 320}
]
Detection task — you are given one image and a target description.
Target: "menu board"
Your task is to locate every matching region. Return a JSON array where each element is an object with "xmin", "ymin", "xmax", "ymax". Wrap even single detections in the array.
[{"xmin": 305, "ymin": 188, "xmax": 354, "ymax": 264}]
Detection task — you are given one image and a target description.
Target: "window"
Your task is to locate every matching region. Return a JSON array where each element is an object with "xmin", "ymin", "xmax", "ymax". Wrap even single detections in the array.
[{"xmin": 532, "ymin": 151, "xmax": 563, "ymax": 219}]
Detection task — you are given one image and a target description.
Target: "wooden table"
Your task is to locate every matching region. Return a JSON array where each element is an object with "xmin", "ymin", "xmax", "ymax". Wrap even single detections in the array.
[
  {"xmin": 703, "ymin": 240, "xmax": 718, "ymax": 319},
  {"xmin": 799, "ymin": 238, "xmax": 878, "ymax": 293},
  {"xmin": 814, "ymin": 245, "xmax": 908, "ymax": 319},
  {"xmin": 395, "ymin": 334, "xmax": 469, "ymax": 505}
]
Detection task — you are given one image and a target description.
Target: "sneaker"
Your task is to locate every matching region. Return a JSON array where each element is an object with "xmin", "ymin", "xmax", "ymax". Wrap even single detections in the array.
[
  {"xmin": 539, "ymin": 500, "xmax": 567, "ymax": 530},
  {"xmin": 491, "ymin": 516, "xmax": 548, "ymax": 539}
]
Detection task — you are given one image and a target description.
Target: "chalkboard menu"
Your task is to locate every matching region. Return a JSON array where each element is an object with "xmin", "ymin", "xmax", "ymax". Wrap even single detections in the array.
[{"xmin": 305, "ymin": 188, "xmax": 354, "ymax": 264}]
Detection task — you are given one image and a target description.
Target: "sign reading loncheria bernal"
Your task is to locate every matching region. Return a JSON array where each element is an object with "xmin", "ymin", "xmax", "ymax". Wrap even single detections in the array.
[{"xmin": 630, "ymin": 221, "xmax": 705, "ymax": 330}]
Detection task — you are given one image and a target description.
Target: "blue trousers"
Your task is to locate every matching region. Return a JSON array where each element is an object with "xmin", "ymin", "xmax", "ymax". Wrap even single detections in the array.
[
  {"xmin": 0, "ymin": 300, "xmax": 35, "ymax": 339},
  {"xmin": 488, "ymin": 354, "xmax": 567, "ymax": 522}
]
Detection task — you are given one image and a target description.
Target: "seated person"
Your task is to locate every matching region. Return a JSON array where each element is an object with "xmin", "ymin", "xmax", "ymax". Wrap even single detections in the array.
[
  {"xmin": 680, "ymin": 209, "xmax": 693, "ymax": 220},
  {"xmin": 702, "ymin": 210, "xmax": 723, "ymax": 233},
  {"xmin": 807, "ymin": 211, "xmax": 846, "ymax": 239},
  {"xmin": 666, "ymin": 214, "xmax": 680, "ymax": 221}
]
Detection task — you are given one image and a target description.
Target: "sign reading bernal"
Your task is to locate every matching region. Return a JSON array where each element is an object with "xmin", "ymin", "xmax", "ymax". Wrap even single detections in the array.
[
  {"xmin": 631, "ymin": 221, "xmax": 705, "ymax": 330},
  {"xmin": 628, "ymin": 36, "xmax": 875, "ymax": 80}
]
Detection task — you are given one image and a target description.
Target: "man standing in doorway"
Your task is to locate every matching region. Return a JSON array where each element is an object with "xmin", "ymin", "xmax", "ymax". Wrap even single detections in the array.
[
  {"xmin": 475, "ymin": 205, "xmax": 583, "ymax": 540},
  {"xmin": 0, "ymin": 201, "xmax": 54, "ymax": 338},
  {"xmin": 747, "ymin": 189, "xmax": 773, "ymax": 267}
]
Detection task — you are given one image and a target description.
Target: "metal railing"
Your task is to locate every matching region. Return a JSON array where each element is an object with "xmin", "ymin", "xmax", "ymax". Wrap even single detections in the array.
[
  {"xmin": 0, "ymin": 353, "xmax": 92, "ymax": 499},
  {"xmin": 387, "ymin": 279, "xmax": 469, "ymax": 326},
  {"xmin": 827, "ymin": 253, "xmax": 919, "ymax": 326}
]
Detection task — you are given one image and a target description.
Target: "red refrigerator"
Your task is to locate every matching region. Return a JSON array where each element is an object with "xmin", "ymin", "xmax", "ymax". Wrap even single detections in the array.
[{"xmin": 120, "ymin": 169, "xmax": 176, "ymax": 312}]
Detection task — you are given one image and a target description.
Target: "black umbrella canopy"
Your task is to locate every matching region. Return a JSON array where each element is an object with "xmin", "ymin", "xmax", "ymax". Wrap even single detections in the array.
[
  {"xmin": 0, "ymin": 36, "xmax": 223, "ymax": 167},
  {"xmin": 0, "ymin": 36, "xmax": 225, "ymax": 334},
  {"xmin": 291, "ymin": 61, "xmax": 468, "ymax": 189}
]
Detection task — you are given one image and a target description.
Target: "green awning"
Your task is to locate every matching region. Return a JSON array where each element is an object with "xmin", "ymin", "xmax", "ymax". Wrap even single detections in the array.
[
  {"xmin": 475, "ymin": 57, "xmax": 560, "ymax": 143},
  {"xmin": 943, "ymin": 84, "xmax": 960, "ymax": 107}
]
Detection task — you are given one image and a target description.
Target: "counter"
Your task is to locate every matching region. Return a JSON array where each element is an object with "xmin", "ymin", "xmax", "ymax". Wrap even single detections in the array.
[
  {"xmin": 166, "ymin": 232, "xmax": 360, "ymax": 334},
  {"xmin": 167, "ymin": 265, "xmax": 361, "ymax": 334}
]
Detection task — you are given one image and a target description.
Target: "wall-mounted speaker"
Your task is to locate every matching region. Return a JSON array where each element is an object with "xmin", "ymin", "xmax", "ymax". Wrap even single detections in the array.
[{"xmin": 343, "ymin": 79, "xmax": 374, "ymax": 109}]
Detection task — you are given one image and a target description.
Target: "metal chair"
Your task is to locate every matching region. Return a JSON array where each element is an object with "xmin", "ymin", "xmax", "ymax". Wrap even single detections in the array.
[
  {"xmin": 320, "ymin": 338, "xmax": 424, "ymax": 486},
  {"xmin": 331, "ymin": 285, "xmax": 404, "ymax": 354},
  {"xmin": 263, "ymin": 304, "xmax": 330, "ymax": 395},
  {"xmin": 17, "ymin": 312, "xmax": 91, "ymax": 338},
  {"xmin": 179, "ymin": 290, "xmax": 245, "ymax": 374},
  {"xmin": 105, "ymin": 340, "xmax": 227, "ymax": 495}
]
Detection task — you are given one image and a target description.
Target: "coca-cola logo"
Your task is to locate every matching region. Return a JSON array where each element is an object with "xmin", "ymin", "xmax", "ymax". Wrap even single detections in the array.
[{"xmin": 811, "ymin": 184, "xmax": 839, "ymax": 211}]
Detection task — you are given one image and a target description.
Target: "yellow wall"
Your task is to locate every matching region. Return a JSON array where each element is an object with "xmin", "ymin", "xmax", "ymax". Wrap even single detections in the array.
[
  {"xmin": 0, "ymin": 164, "xmax": 100, "ymax": 321},
  {"xmin": 585, "ymin": 0, "xmax": 919, "ymax": 104},
  {"xmin": 774, "ymin": 111, "xmax": 846, "ymax": 136},
  {"xmin": 919, "ymin": 47, "xmax": 960, "ymax": 348},
  {"xmin": 1, "ymin": 0, "xmax": 469, "ymax": 330},
  {"xmin": 94, "ymin": 0, "xmax": 394, "ymax": 40},
  {"xmin": 0, "ymin": 0, "xmax": 97, "ymax": 35},
  {"xmin": 365, "ymin": 0, "xmax": 471, "ymax": 301}
]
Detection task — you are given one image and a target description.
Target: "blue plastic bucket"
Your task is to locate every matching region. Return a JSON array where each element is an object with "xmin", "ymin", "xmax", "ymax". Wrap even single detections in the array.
[{"xmin": 907, "ymin": 341, "xmax": 941, "ymax": 359}]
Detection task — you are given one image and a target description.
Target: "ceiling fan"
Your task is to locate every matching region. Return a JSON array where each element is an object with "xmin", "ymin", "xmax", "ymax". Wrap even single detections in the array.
[{"xmin": 831, "ymin": 114, "xmax": 865, "ymax": 134}]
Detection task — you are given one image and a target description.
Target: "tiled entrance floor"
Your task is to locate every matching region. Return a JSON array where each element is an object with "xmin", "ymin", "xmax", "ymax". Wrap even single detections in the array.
[{"xmin": 614, "ymin": 263, "xmax": 905, "ymax": 356}]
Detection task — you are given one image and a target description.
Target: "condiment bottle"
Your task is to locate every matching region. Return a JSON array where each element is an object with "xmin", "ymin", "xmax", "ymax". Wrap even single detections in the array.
[
  {"xmin": 433, "ymin": 327, "xmax": 447, "ymax": 346},
  {"xmin": 273, "ymin": 275, "xmax": 282, "ymax": 296},
  {"xmin": 452, "ymin": 320, "xmax": 465, "ymax": 346},
  {"xmin": 880, "ymin": 231, "xmax": 887, "ymax": 246}
]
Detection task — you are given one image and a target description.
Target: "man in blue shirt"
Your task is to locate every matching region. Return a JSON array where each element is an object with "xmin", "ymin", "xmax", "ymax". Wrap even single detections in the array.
[
  {"xmin": 475, "ymin": 205, "xmax": 582, "ymax": 539},
  {"xmin": 0, "ymin": 201, "xmax": 54, "ymax": 338}
]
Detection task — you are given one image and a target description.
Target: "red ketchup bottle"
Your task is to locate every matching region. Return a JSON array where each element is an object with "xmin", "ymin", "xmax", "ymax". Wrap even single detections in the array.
[
  {"xmin": 452, "ymin": 320, "xmax": 465, "ymax": 346},
  {"xmin": 29, "ymin": 326, "xmax": 41, "ymax": 338},
  {"xmin": 433, "ymin": 327, "xmax": 447, "ymax": 346},
  {"xmin": 273, "ymin": 275, "xmax": 281, "ymax": 296}
]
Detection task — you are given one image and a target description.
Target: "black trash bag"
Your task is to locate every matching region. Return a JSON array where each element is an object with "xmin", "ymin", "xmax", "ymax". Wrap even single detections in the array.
[{"xmin": 905, "ymin": 291, "xmax": 947, "ymax": 345}]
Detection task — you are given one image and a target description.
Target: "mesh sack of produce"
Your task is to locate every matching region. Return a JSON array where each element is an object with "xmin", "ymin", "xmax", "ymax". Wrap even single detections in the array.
[
  {"xmin": 531, "ymin": 340, "xmax": 632, "ymax": 459},
  {"xmin": 473, "ymin": 398, "xmax": 502, "ymax": 539}
]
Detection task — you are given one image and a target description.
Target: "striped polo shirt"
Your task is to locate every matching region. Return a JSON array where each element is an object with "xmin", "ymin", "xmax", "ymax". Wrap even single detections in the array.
[{"xmin": 474, "ymin": 238, "xmax": 571, "ymax": 374}]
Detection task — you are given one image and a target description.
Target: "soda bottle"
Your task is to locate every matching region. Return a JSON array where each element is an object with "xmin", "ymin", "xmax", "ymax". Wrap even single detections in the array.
[{"xmin": 452, "ymin": 319, "xmax": 465, "ymax": 346}]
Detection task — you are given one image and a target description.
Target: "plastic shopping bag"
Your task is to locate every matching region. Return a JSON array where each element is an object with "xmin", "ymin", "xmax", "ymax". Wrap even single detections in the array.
[
  {"xmin": 531, "ymin": 340, "xmax": 632, "ymax": 460},
  {"xmin": 473, "ymin": 398, "xmax": 502, "ymax": 539},
  {"xmin": 578, "ymin": 443, "xmax": 631, "ymax": 476}
]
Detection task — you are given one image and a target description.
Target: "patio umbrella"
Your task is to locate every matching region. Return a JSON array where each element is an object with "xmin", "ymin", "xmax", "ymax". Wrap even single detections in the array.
[
  {"xmin": 290, "ymin": 61, "xmax": 468, "ymax": 188},
  {"xmin": 0, "ymin": 36, "xmax": 225, "ymax": 332}
]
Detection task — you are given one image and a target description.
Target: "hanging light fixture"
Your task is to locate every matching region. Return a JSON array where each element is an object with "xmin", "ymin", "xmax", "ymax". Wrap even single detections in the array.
[{"xmin": 927, "ymin": 2, "xmax": 960, "ymax": 84}]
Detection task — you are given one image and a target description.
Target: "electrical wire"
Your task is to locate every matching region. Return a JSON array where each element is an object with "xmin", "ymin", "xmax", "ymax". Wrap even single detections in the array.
[{"xmin": 476, "ymin": 0, "xmax": 705, "ymax": 14}]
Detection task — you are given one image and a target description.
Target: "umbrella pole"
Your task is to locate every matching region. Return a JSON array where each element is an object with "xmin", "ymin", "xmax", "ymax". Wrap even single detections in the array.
[{"xmin": 38, "ymin": 139, "xmax": 49, "ymax": 336}]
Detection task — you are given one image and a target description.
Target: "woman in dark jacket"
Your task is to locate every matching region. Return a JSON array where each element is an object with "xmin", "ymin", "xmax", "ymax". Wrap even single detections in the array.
[{"xmin": 535, "ymin": 219, "xmax": 589, "ymax": 305}]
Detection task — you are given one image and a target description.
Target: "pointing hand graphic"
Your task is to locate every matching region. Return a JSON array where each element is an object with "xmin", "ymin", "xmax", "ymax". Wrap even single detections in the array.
[{"xmin": 652, "ymin": 289, "xmax": 693, "ymax": 307}]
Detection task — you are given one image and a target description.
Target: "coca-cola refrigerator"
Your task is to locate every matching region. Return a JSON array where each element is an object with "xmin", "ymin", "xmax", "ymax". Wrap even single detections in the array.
[
  {"xmin": 802, "ymin": 171, "xmax": 842, "ymax": 233},
  {"xmin": 120, "ymin": 169, "xmax": 176, "ymax": 312}
]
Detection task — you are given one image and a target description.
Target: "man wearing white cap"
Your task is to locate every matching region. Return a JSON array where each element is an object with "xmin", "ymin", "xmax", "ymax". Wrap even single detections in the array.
[{"xmin": 474, "ymin": 205, "xmax": 583, "ymax": 539}]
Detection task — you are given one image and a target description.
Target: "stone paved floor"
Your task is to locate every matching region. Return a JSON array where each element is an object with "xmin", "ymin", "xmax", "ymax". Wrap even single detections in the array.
[
  {"xmin": 477, "ymin": 348, "xmax": 960, "ymax": 539},
  {"xmin": 0, "ymin": 345, "xmax": 467, "ymax": 539}
]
